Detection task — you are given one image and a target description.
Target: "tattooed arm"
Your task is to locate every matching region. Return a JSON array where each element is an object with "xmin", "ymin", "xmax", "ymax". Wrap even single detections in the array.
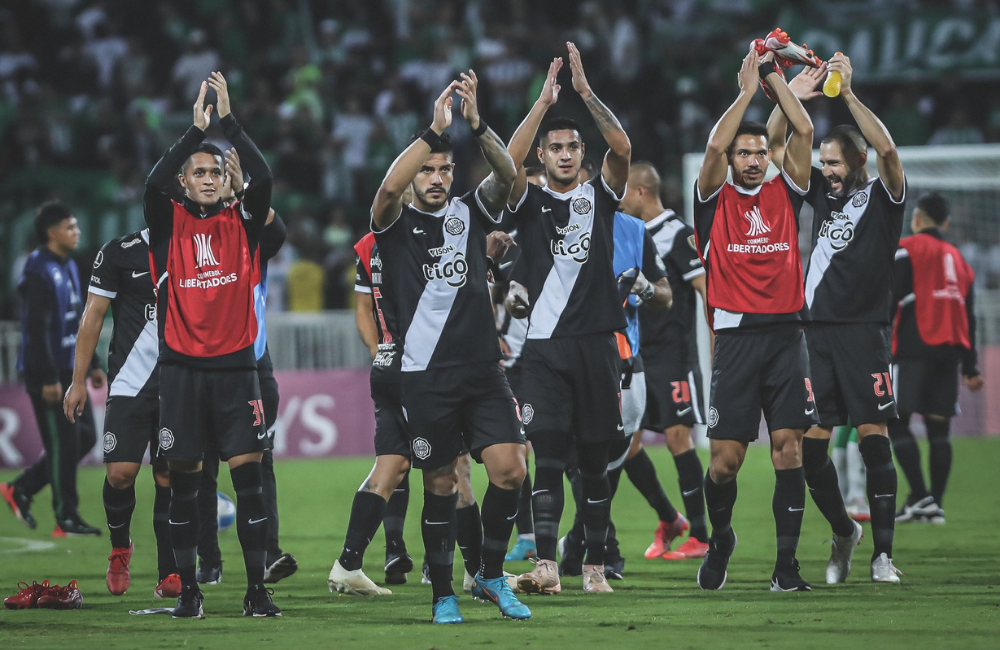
[
  {"xmin": 568, "ymin": 41, "xmax": 630, "ymax": 195},
  {"xmin": 457, "ymin": 70, "xmax": 516, "ymax": 220}
]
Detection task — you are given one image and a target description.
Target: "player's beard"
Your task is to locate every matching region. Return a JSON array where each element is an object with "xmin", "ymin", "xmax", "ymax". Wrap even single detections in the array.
[
  {"xmin": 736, "ymin": 166, "xmax": 765, "ymax": 188},
  {"xmin": 827, "ymin": 167, "xmax": 867, "ymax": 198},
  {"xmin": 417, "ymin": 185, "xmax": 449, "ymax": 210}
]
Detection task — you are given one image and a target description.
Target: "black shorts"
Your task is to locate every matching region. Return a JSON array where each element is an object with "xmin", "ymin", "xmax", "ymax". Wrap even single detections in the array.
[
  {"xmin": 400, "ymin": 361, "xmax": 524, "ymax": 470},
  {"xmin": 103, "ymin": 393, "xmax": 163, "ymax": 465},
  {"xmin": 371, "ymin": 375, "xmax": 410, "ymax": 457},
  {"xmin": 708, "ymin": 324, "xmax": 819, "ymax": 441},
  {"xmin": 504, "ymin": 363, "xmax": 524, "ymax": 401},
  {"xmin": 518, "ymin": 332, "xmax": 624, "ymax": 445},
  {"xmin": 807, "ymin": 322, "xmax": 897, "ymax": 427},
  {"xmin": 642, "ymin": 353, "xmax": 706, "ymax": 431},
  {"xmin": 158, "ymin": 363, "xmax": 267, "ymax": 463},
  {"xmin": 892, "ymin": 358, "xmax": 960, "ymax": 417},
  {"xmin": 258, "ymin": 370, "xmax": 279, "ymax": 443}
]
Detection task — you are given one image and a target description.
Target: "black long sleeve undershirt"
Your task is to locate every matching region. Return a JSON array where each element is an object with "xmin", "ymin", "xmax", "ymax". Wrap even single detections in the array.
[{"xmin": 21, "ymin": 273, "xmax": 58, "ymax": 386}]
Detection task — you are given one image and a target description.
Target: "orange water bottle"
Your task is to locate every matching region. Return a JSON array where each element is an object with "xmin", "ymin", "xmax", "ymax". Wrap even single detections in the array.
[{"xmin": 823, "ymin": 52, "xmax": 842, "ymax": 97}]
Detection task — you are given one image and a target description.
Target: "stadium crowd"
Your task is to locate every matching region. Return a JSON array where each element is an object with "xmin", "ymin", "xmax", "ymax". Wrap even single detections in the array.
[{"xmin": 2, "ymin": 0, "xmax": 1000, "ymax": 317}]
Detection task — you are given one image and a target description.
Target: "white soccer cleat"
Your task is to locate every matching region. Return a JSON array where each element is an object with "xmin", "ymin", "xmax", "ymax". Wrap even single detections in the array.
[
  {"xmin": 826, "ymin": 520, "xmax": 864, "ymax": 584},
  {"xmin": 463, "ymin": 569, "xmax": 474, "ymax": 593},
  {"xmin": 582, "ymin": 565, "xmax": 614, "ymax": 593},
  {"xmin": 870, "ymin": 553, "xmax": 903, "ymax": 584},
  {"xmin": 516, "ymin": 559, "xmax": 561, "ymax": 595},
  {"xmin": 327, "ymin": 560, "xmax": 392, "ymax": 596}
]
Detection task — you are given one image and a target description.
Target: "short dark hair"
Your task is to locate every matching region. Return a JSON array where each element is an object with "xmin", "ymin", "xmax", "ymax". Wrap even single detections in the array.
[
  {"xmin": 727, "ymin": 121, "xmax": 769, "ymax": 155},
  {"xmin": 181, "ymin": 143, "xmax": 225, "ymax": 173},
  {"xmin": 916, "ymin": 192, "xmax": 949, "ymax": 225},
  {"xmin": 34, "ymin": 201, "xmax": 74, "ymax": 244},
  {"xmin": 408, "ymin": 130, "xmax": 454, "ymax": 155},
  {"xmin": 538, "ymin": 117, "xmax": 583, "ymax": 147},
  {"xmin": 821, "ymin": 125, "xmax": 869, "ymax": 169}
]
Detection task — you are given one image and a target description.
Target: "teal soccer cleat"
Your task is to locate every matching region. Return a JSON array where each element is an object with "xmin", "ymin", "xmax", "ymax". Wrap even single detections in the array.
[
  {"xmin": 505, "ymin": 537, "xmax": 537, "ymax": 562},
  {"xmin": 431, "ymin": 595, "xmax": 463, "ymax": 624},
  {"xmin": 471, "ymin": 574, "xmax": 532, "ymax": 620}
]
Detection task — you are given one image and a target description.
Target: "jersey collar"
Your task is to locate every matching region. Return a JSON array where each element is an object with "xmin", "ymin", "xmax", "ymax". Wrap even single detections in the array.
[
  {"xmin": 729, "ymin": 181, "xmax": 762, "ymax": 196},
  {"xmin": 644, "ymin": 209, "xmax": 677, "ymax": 230},
  {"xmin": 541, "ymin": 181, "xmax": 583, "ymax": 200},
  {"xmin": 407, "ymin": 200, "xmax": 450, "ymax": 217}
]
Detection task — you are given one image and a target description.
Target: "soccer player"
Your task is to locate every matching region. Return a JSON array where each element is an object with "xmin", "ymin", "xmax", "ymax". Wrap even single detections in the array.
[
  {"xmin": 144, "ymin": 73, "xmax": 279, "ymax": 618},
  {"xmin": 63, "ymin": 225, "xmax": 181, "ymax": 599},
  {"xmin": 693, "ymin": 48, "xmax": 817, "ymax": 592},
  {"xmin": 619, "ymin": 161, "xmax": 712, "ymax": 561},
  {"xmin": 889, "ymin": 194, "xmax": 981, "ymax": 524},
  {"xmin": 1, "ymin": 202, "xmax": 102, "ymax": 537},
  {"xmin": 371, "ymin": 72, "xmax": 529, "ymax": 623},
  {"xmin": 767, "ymin": 52, "xmax": 906, "ymax": 584},
  {"xmin": 504, "ymin": 46, "xmax": 631, "ymax": 595}
]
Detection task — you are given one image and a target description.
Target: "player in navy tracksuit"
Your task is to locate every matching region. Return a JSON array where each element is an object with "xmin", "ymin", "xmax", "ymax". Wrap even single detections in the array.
[{"xmin": 1, "ymin": 202, "xmax": 104, "ymax": 537}]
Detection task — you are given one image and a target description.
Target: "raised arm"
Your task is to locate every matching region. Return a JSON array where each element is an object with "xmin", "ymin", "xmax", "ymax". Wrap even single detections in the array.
[
  {"xmin": 372, "ymin": 82, "xmax": 457, "ymax": 230},
  {"xmin": 144, "ymin": 82, "xmax": 210, "ymax": 240},
  {"xmin": 63, "ymin": 292, "xmax": 110, "ymax": 422},
  {"xmin": 568, "ymin": 42, "xmax": 630, "ymax": 194},
  {"xmin": 763, "ymin": 59, "xmax": 814, "ymax": 189},
  {"xmin": 455, "ymin": 71, "xmax": 516, "ymax": 218},
  {"xmin": 507, "ymin": 58, "xmax": 561, "ymax": 209},
  {"xmin": 699, "ymin": 49, "xmax": 760, "ymax": 198},
  {"xmin": 767, "ymin": 63, "xmax": 826, "ymax": 170},
  {"xmin": 832, "ymin": 54, "xmax": 904, "ymax": 200}
]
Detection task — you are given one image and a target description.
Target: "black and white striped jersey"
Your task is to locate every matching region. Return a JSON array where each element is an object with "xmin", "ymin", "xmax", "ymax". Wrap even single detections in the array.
[
  {"xmin": 639, "ymin": 210, "xmax": 703, "ymax": 365},
  {"xmin": 804, "ymin": 167, "xmax": 906, "ymax": 324},
  {"xmin": 509, "ymin": 177, "xmax": 626, "ymax": 340},
  {"xmin": 373, "ymin": 190, "xmax": 502, "ymax": 373},
  {"xmin": 88, "ymin": 230, "xmax": 159, "ymax": 397}
]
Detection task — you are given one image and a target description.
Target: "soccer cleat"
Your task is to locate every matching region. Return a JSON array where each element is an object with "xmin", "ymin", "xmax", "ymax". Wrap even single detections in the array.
[
  {"xmin": 53, "ymin": 516, "xmax": 101, "ymax": 537},
  {"xmin": 431, "ymin": 595, "xmax": 463, "ymax": 624},
  {"xmin": 557, "ymin": 535, "xmax": 584, "ymax": 577},
  {"xmin": 196, "ymin": 561, "xmax": 222, "ymax": 585},
  {"xmin": 4, "ymin": 580, "xmax": 50, "ymax": 609},
  {"xmin": 604, "ymin": 552, "xmax": 625, "ymax": 581},
  {"xmin": 505, "ymin": 536, "xmax": 537, "ymax": 562},
  {"xmin": 1, "ymin": 482, "xmax": 37, "ymax": 529},
  {"xmin": 106, "ymin": 541, "xmax": 134, "ymax": 595},
  {"xmin": 154, "ymin": 574, "xmax": 182, "ymax": 599},
  {"xmin": 264, "ymin": 553, "xmax": 298, "ymax": 584},
  {"xmin": 871, "ymin": 553, "xmax": 903, "ymax": 584},
  {"xmin": 517, "ymin": 558, "xmax": 562, "ymax": 595},
  {"xmin": 697, "ymin": 531, "xmax": 737, "ymax": 591},
  {"xmin": 243, "ymin": 584, "xmax": 282, "ymax": 617},
  {"xmin": 471, "ymin": 574, "xmax": 532, "ymax": 619},
  {"xmin": 662, "ymin": 537, "xmax": 709, "ymax": 560},
  {"xmin": 462, "ymin": 569, "xmax": 475, "ymax": 594},
  {"xmin": 644, "ymin": 514, "xmax": 690, "ymax": 559},
  {"xmin": 37, "ymin": 580, "xmax": 83, "ymax": 609},
  {"xmin": 770, "ymin": 558, "xmax": 812, "ymax": 592},
  {"xmin": 420, "ymin": 560, "xmax": 432, "ymax": 585},
  {"xmin": 761, "ymin": 28, "xmax": 822, "ymax": 68},
  {"xmin": 582, "ymin": 565, "xmax": 613, "ymax": 593},
  {"xmin": 895, "ymin": 495, "xmax": 938, "ymax": 523},
  {"xmin": 846, "ymin": 497, "xmax": 871, "ymax": 522},
  {"xmin": 826, "ymin": 521, "xmax": 864, "ymax": 584},
  {"xmin": 384, "ymin": 550, "xmax": 413, "ymax": 586},
  {"xmin": 925, "ymin": 507, "xmax": 946, "ymax": 524},
  {"xmin": 327, "ymin": 559, "xmax": 391, "ymax": 596},
  {"xmin": 172, "ymin": 584, "xmax": 204, "ymax": 618}
]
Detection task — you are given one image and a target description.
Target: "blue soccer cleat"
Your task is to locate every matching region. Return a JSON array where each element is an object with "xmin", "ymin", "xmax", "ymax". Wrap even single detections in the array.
[
  {"xmin": 471, "ymin": 574, "xmax": 532, "ymax": 620},
  {"xmin": 505, "ymin": 537, "xmax": 537, "ymax": 562},
  {"xmin": 431, "ymin": 595, "xmax": 463, "ymax": 624}
]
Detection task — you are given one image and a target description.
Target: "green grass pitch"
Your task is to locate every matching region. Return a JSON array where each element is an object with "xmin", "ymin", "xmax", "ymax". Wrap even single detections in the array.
[{"xmin": 2, "ymin": 438, "xmax": 998, "ymax": 649}]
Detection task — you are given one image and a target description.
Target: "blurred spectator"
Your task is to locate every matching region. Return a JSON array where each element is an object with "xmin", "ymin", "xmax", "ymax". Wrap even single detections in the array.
[
  {"xmin": 171, "ymin": 30, "xmax": 220, "ymax": 97},
  {"xmin": 929, "ymin": 107, "xmax": 985, "ymax": 146}
]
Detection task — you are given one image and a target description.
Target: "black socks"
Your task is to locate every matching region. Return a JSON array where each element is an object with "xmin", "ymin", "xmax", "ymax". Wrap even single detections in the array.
[
  {"xmin": 339, "ymin": 491, "xmax": 387, "ymax": 571},
  {"xmin": 231, "ymin": 462, "xmax": 268, "ymax": 587},
  {"xmin": 103, "ymin": 477, "xmax": 135, "ymax": 549},
  {"xmin": 802, "ymin": 438, "xmax": 855, "ymax": 537}
]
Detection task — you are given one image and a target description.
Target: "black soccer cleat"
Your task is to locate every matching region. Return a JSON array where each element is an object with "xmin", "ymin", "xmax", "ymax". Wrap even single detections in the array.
[
  {"xmin": 264, "ymin": 554, "xmax": 298, "ymax": 584},
  {"xmin": 384, "ymin": 549, "xmax": 414, "ymax": 585},
  {"xmin": 604, "ymin": 550, "xmax": 625, "ymax": 581},
  {"xmin": 697, "ymin": 531, "xmax": 737, "ymax": 590},
  {"xmin": 53, "ymin": 516, "xmax": 101, "ymax": 537},
  {"xmin": 197, "ymin": 561, "xmax": 222, "ymax": 585},
  {"xmin": 770, "ymin": 557, "xmax": 812, "ymax": 592},
  {"xmin": 243, "ymin": 584, "xmax": 281, "ymax": 617},
  {"xmin": 1, "ymin": 483, "xmax": 37, "ymax": 529},
  {"xmin": 557, "ymin": 535, "xmax": 585, "ymax": 577},
  {"xmin": 172, "ymin": 585, "xmax": 204, "ymax": 619}
]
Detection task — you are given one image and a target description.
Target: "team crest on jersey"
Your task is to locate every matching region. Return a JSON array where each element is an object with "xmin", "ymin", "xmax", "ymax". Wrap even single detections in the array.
[
  {"xmin": 708, "ymin": 407, "xmax": 719, "ymax": 428},
  {"xmin": 572, "ymin": 197, "xmax": 592, "ymax": 215},
  {"xmin": 158, "ymin": 428, "xmax": 175, "ymax": 450},
  {"xmin": 852, "ymin": 191, "xmax": 868, "ymax": 208},
  {"xmin": 412, "ymin": 437, "xmax": 432, "ymax": 460},
  {"xmin": 103, "ymin": 432, "xmax": 117, "ymax": 453},
  {"xmin": 193, "ymin": 233, "xmax": 220, "ymax": 268},
  {"xmin": 93, "ymin": 251, "xmax": 104, "ymax": 268},
  {"xmin": 521, "ymin": 403, "xmax": 534, "ymax": 425},
  {"xmin": 445, "ymin": 217, "xmax": 465, "ymax": 235}
]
